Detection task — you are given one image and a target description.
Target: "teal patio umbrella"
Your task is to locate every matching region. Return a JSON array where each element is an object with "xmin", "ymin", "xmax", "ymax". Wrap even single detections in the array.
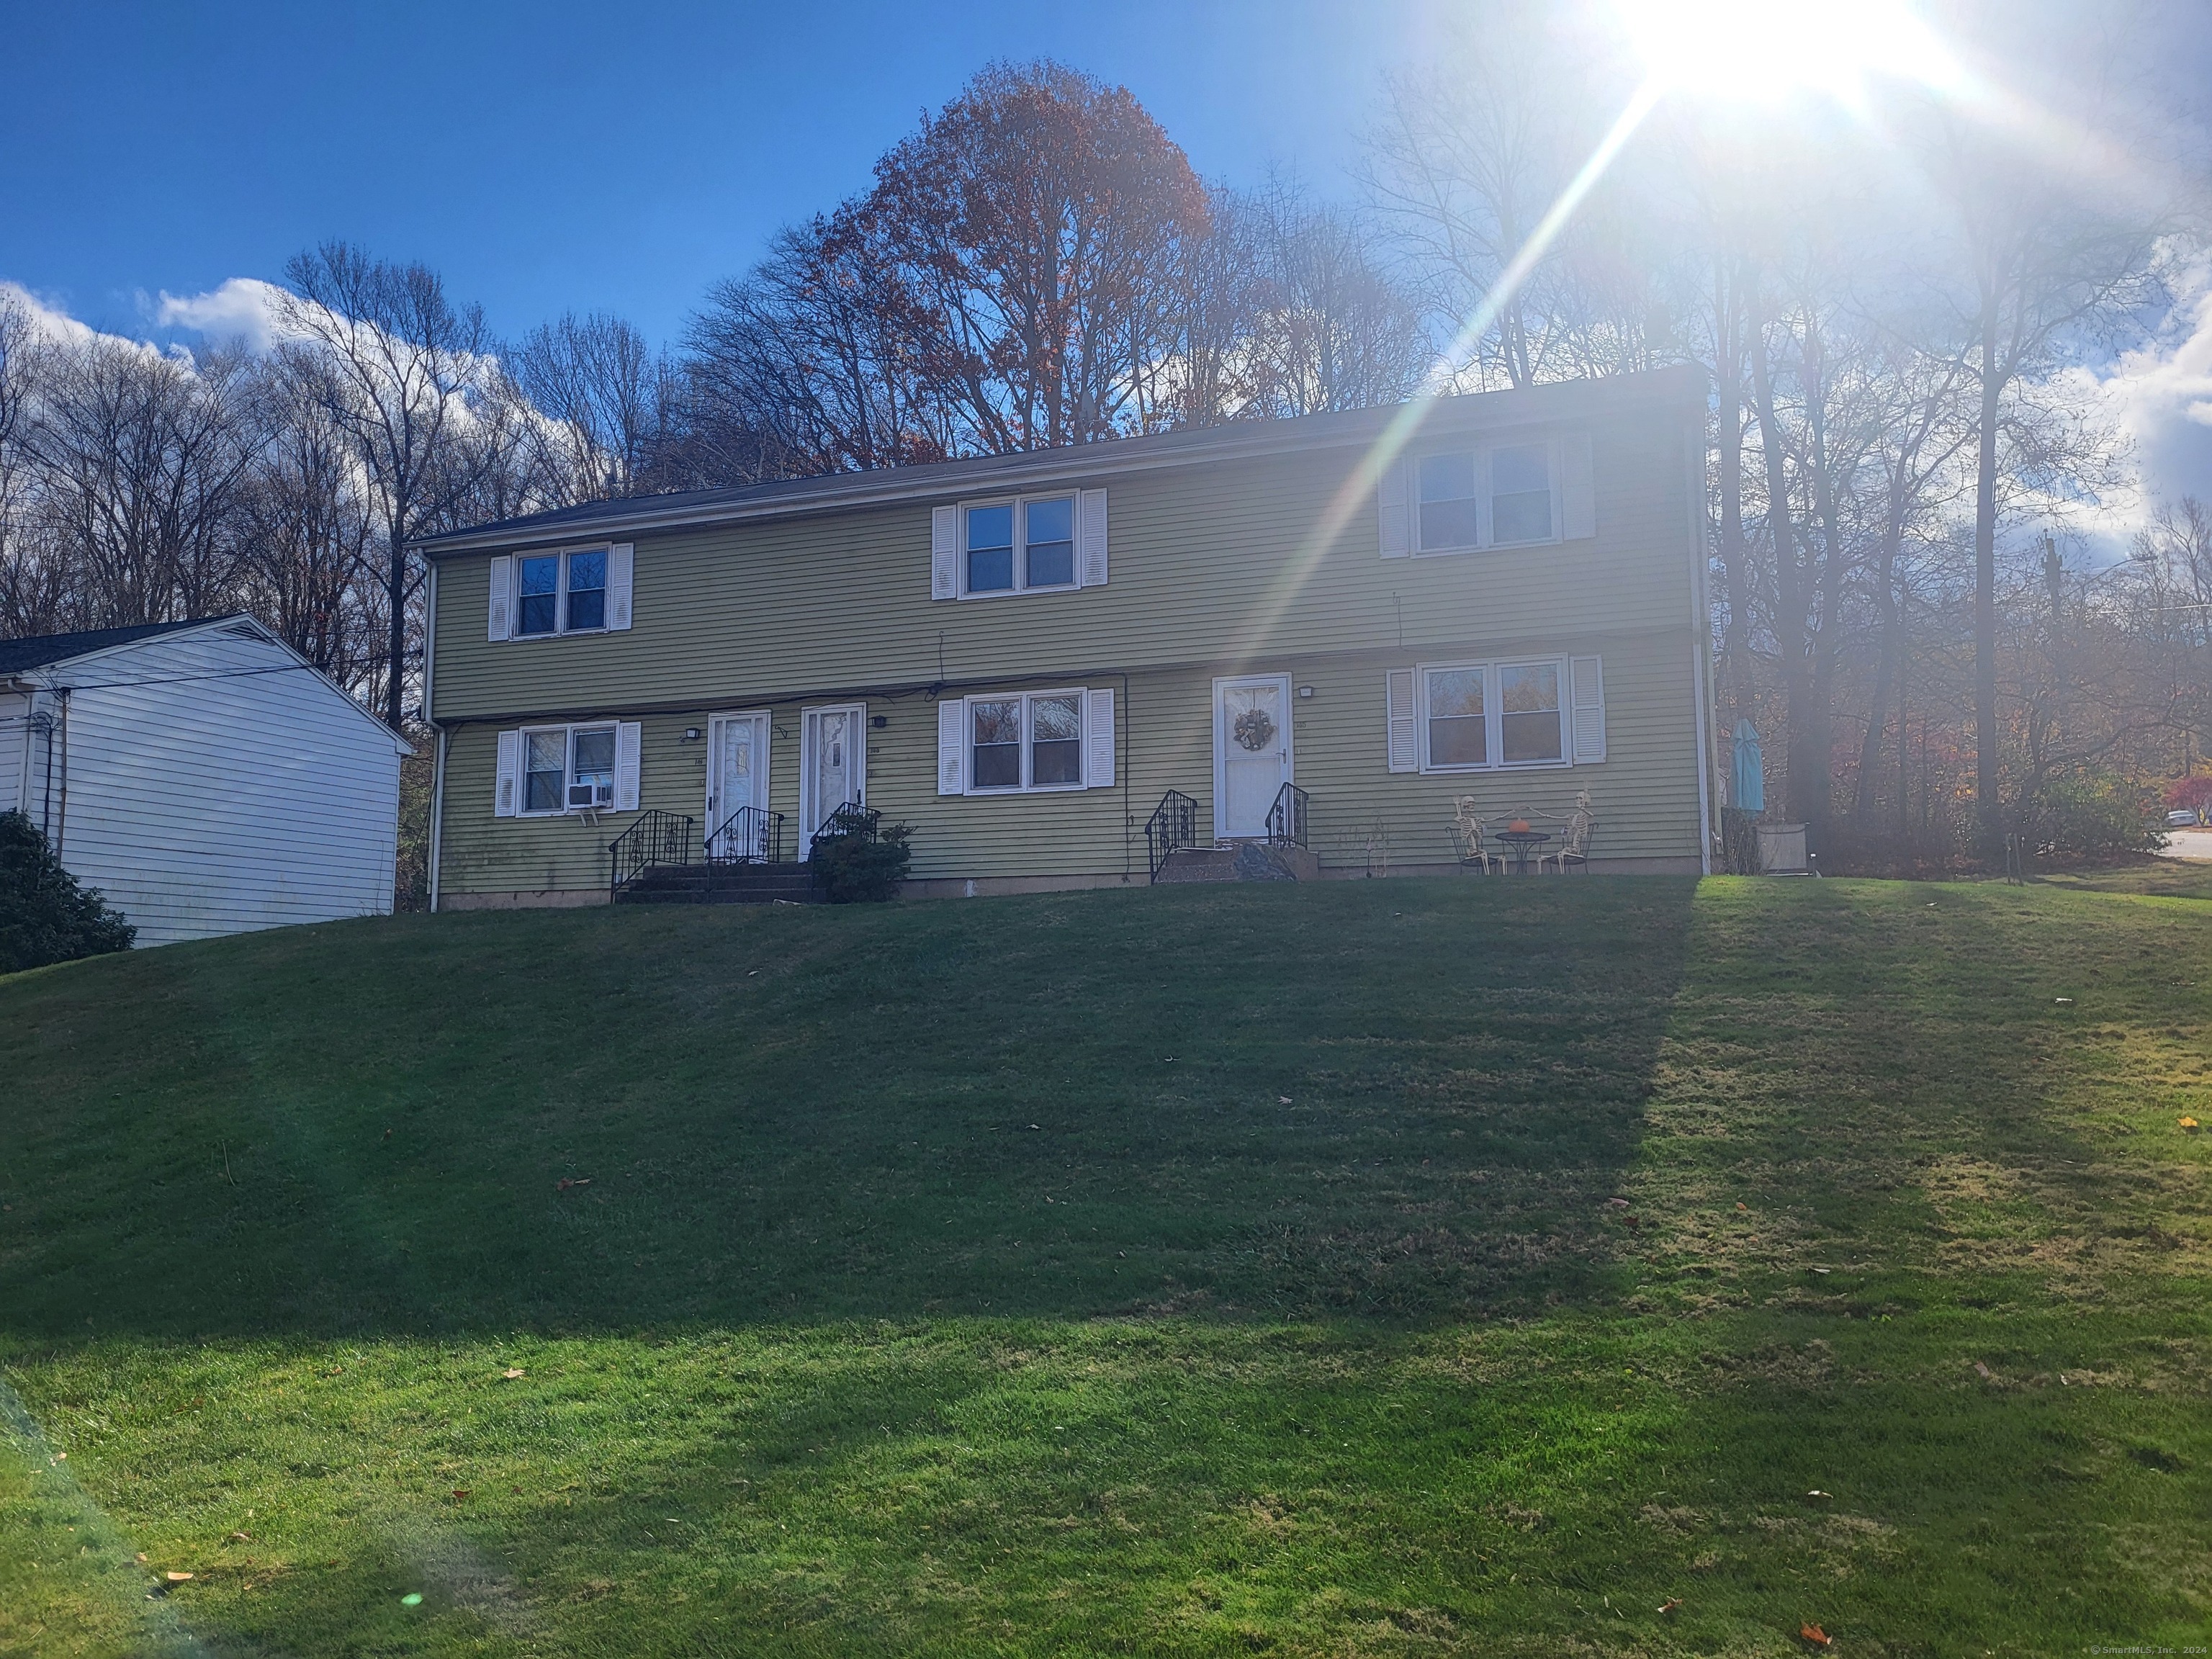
[{"xmin": 1730, "ymin": 719, "xmax": 1765, "ymax": 814}]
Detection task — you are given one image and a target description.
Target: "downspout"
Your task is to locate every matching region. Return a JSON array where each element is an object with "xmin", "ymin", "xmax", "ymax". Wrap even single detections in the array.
[
  {"xmin": 424, "ymin": 559, "xmax": 443, "ymax": 914},
  {"xmin": 1688, "ymin": 415, "xmax": 1714, "ymax": 876},
  {"xmin": 52, "ymin": 687, "xmax": 70, "ymax": 862},
  {"xmin": 429, "ymin": 726, "xmax": 448, "ymax": 914}
]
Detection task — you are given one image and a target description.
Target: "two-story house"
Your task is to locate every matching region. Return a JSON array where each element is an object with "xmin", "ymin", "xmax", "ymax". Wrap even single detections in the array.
[{"xmin": 418, "ymin": 367, "xmax": 1713, "ymax": 907}]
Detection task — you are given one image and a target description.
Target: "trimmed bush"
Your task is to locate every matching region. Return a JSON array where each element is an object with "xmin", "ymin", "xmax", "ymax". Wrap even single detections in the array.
[
  {"xmin": 2021, "ymin": 772, "xmax": 2167, "ymax": 863},
  {"xmin": 806, "ymin": 804, "xmax": 914, "ymax": 902},
  {"xmin": 0, "ymin": 811, "xmax": 135, "ymax": 973}
]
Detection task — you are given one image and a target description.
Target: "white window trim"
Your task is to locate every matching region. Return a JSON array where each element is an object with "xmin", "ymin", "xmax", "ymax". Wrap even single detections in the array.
[
  {"xmin": 518, "ymin": 721, "xmax": 621, "ymax": 814},
  {"xmin": 1412, "ymin": 437, "xmax": 1564, "ymax": 557},
  {"xmin": 955, "ymin": 493, "xmax": 1082, "ymax": 599},
  {"xmin": 513, "ymin": 543, "xmax": 616, "ymax": 638},
  {"xmin": 963, "ymin": 687, "xmax": 1093, "ymax": 794},
  {"xmin": 1416, "ymin": 657, "xmax": 1572, "ymax": 773}
]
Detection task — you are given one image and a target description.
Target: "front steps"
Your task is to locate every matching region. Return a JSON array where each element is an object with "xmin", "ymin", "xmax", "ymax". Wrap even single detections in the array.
[
  {"xmin": 1155, "ymin": 842, "xmax": 1319, "ymax": 884},
  {"xmin": 615, "ymin": 863, "xmax": 821, "ymax": 905}
]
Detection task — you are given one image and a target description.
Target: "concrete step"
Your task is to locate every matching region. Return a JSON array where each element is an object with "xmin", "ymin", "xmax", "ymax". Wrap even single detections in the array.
[
  {"xmin": 616, "ymin": 863, "xmax": 822, "ymax": 904},
  {"xmin": 1155, "ymin": 842, "xmax": 1318, "ymax": 884}
]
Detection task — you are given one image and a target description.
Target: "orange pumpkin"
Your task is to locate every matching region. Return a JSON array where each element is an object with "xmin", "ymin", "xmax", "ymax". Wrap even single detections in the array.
[{"xmin": 1507, "ymin": 819, "xmax": 1532, "ymax": 835}]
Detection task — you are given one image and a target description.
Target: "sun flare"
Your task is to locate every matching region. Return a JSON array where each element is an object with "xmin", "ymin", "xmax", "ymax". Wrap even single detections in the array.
[{"xmin": 1616, "ymin": 0, "xmax": 1964, "ymax": 106}]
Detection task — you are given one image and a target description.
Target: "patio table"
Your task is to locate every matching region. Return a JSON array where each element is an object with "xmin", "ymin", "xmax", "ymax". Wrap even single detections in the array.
[{"xmin": 1494, "ymin": 827, "xmax": 1551, "ymax": 875}]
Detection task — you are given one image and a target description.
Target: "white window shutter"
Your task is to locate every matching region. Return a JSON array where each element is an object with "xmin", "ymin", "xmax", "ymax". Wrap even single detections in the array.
[
  {"xmin": 614, "ymin": 721, "xmax": 642, "ymax": 811},
  {"xmin": 487, "ymin": 555, "xmax": 514, "ymax": 641},
  {"xmin": 495, "ymin": 729, "xmax": 522, "ymax": 816},
  {"xmin": 1378, "ymin": 459, "xmax": 1409, "ymax": 557},
  {"xmin": 1084, "ymin": 687, "xmax": 1115, "ymax": 787},
  {"xmin": 1562, "ymin": 431, "xmax": 1596, "ymax": 540},
  {"xmin": 937, "ymin": 697, "xmax": 966, "ymax": 794},
  {"xmin": 1386, "ymin": 670, "xmax": 1417, "ymax": 773},
  {"xmin": 1570, "ymin": 655, "xmax": 1606, "ymax": 763},
  {"xmin": 931, "ymin": 505, "xmax": 958, "ymax": 599},
  {"xmin": 607, "ymin": 543, "xmax": 634, "ymax": 628},
  {"xmin": 1078, "ymin": 487, "xmax": 1109, "ymax": 586}
]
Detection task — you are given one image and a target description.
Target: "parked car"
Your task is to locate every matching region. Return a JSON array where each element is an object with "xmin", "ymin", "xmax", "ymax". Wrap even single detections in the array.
[{"xmin": 2168, "ymin": 809, "xmax": 2203, "ymax": 827}]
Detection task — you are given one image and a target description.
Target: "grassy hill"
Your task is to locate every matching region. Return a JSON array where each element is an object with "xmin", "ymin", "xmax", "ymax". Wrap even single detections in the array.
[{"xmin": 2, "ymin": 870, "xmax": 2208, "ymax": 1655}]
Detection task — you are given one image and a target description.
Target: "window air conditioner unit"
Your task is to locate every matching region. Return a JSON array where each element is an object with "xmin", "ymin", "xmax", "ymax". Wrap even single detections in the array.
[{"xmin": 568, "ymin": 781, "xmax": 613, "ymax": 809}]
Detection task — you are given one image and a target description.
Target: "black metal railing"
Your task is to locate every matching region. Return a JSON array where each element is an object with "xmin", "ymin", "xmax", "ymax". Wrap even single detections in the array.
[
  {"xmin": 708, "ymin": 804, "xmax": 786, "ymax": 866},
  {"xmin": 608, "ymin": 808, "xmax": 696, "ymax": 899},
  {"xmin": 1145, "ymin": 789, "xmax": 1199, "ymax": 882},
  {"xmin": 1265, "ymin": 781, "xmax": 1310, "ymax": 850}
]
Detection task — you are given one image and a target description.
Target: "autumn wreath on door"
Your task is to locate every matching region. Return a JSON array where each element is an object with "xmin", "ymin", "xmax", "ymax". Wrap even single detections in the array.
[{"xmin": 1233, "ymin": 706, "xmax": 1276, "ymax": 751}]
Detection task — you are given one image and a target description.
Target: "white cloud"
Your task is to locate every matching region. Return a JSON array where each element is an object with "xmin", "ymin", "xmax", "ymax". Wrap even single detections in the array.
[
  {"xmin": 0, "ymin": 281, "xmax": 115, "ymax": 351},
  {"xmin": 2085, "ymin": 243, "xmax": 2212, "ymax": 525},
  {"xmin": 153, "ymin": 277, "xmax": 292, "ymax": 353}
]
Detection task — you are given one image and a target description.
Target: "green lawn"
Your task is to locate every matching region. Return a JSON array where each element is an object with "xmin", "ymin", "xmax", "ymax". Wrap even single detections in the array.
[{"xmin": 1, "ymin": 873, "xmax": 2207, "ymax": 1656}]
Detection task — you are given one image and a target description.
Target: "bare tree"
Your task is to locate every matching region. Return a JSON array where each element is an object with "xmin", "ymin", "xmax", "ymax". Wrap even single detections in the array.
[
  {"xmin": 275, "ymin": 243, "xmax": 498, "ymax": 728},
  {"xmin": 19, "ymin": 338, "xmax": 261, "ymax": 629},
  {"xmin": 508, "ymin": 312, "xmax": 672, "ymax": 503}
]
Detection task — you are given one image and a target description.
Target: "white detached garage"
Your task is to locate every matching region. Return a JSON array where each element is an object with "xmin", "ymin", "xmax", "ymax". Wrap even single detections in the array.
[{"xmin": 0, "ymin": 616, "xmax": 412, "ymax": 946}]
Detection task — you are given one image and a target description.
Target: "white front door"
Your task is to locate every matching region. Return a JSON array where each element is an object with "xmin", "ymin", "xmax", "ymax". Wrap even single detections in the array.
[
  {"xmin": 801, "ymin": 703, "xmax": 866, "ymax": 844},
  {"xmin": 1213, "ymin": 674, "xmax": 1292, "ymax": 840},
  {"xmin": 706, "ymin": 711, "xmax": 770, "ymax": 858}
]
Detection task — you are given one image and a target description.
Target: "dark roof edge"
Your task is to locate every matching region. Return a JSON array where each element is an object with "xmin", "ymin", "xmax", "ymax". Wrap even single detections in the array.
[{"xmin": 415, "ymin": 367, "xmax": 1707, "ymax": 559}]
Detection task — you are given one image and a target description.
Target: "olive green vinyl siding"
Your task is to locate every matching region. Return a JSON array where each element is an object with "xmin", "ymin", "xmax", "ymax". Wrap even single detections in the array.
[
  {"xmin": 434, "ymin": 627, "xmax": 1700, "ymax": 896},
  {"xmin": 428, "ymin": 388, "xmax": 1708, "ymax": 897},
  {"xmin": 428, "ymin": 412, "xmax": 1698, "ymax": 722}
]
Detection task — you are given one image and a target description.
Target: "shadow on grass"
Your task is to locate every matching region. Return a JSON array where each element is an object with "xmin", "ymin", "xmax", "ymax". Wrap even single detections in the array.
[{"xmin": 0, "ymin": 876, "xmax": 1699, "ymax": 1347}]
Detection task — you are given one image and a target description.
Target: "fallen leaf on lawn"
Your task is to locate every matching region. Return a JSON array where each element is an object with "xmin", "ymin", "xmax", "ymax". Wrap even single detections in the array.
[
  {"xmin": 1735, "ymin": 1202, "xmax": 1750, "ymax": 1213},
  {"xmin": 1975, "ymin": 1362, "xmax": 1994, "ymax": 1380},
  {"xmin": 1806, "ymin": 1490, "xmax": 1832, "ymax": 1500},
  {"xmin": 1811, "ymin": 1267, "xmax": 1831, "ymax": 1274},
  {"xmin": 1800, "ymin": 1624, "xmax": 1833, "ymax": 1647},
  {"xmin": 556, "ymin": 1177, "xmax": 592, "ymax": 1190},
  {"xmin": 1278, "ymin": 1096, "xmax": 1293, "ymax": 1104},
  {"xmin": 451, "ymin": 1488, "xmax": 471, "ymax": 1501},
  {"xmin": 2181, "ymin": 1117, "xmax": 2200, "ymax": 1131},
  {"xmin": 502, "ymin": 1368, "xmax": 526, "ymax": 1379},
  {"xmin": 1606, "ymin": 1197, "xmax": 1632, "ymax": 1208},
  {"xmin": 135, "ymin": 1553, "xmax": 147, "ymax": 1564},
  {"xmin": 228, "ymin": 1531, "xmax": 252, "ymax": 1542},
  {"xmin": 166, "ymin": 1572, "xmax": 193, "ymax": 1583},
  {"xmin": 2054, "ymin": 997, "xmax": 2074, "ymax": 1004},
  {"xmin": 402, "ymin": 1592, "xmax": 423, "ymax": 1606},
  {"xmin": 1658, "ymin": 1597, "xmax": 1681, "ymax": 1614}
]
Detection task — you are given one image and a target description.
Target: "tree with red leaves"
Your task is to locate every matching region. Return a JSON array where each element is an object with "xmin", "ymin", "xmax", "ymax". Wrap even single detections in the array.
[{"xmin": 864, "ymin": 60, "xmax": 1213, "ymax": 452}]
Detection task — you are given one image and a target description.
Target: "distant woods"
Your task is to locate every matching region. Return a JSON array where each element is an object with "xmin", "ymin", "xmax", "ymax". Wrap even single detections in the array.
[{"xmin": 1, "ymin": 35, "xmax": 2206, "ymax": 866}]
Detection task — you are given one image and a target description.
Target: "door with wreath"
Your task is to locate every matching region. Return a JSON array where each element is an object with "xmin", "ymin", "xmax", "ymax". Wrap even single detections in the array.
[{"xmin": 1213, "ymin": 673, "xmax": 1293, "ymax": 840}]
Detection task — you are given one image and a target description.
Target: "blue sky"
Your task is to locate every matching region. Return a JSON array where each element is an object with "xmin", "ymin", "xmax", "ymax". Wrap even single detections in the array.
[{"xmin": 1, "ymin": 0, "xmax": 1452, "ymax": 348}]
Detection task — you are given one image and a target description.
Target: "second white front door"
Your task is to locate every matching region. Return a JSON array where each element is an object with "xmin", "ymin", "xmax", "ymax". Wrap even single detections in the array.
[
  {"xmin": 706, "ymin": 711, "xmax": 770, "ymax": 858},
  {"xmin": 801, "ymin": 703, "xmax": 866, "ymax": 844},
  {"xmin": 1213, "ymin": 674, "xmax": 1292, "ymax": 840}
]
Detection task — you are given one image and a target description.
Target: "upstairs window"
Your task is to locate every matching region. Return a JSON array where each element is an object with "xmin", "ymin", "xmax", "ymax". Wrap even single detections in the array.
[
  {"xmin": 1412, "ymin": 440, "xmax": 1560, "ymax": 554},
  {"xmin": 962, "ymin": 494, "xmax": 1078, "ymax": 595},
  {"xmin": 1490, "ymin": 444, "xmax": 1554, "ymax": 544},
  {"xmin": 1023, "ymin": 498, "xmax": 1075, "ymax": 588},
  {"xmin": 518, "ymin": 555, "xmax": 560, "ymax": 635},
  {"xmin": 565, "ymin": 549, "xmax": 606, "ymax": 631},
  {"xmin": 514, "ymin": 547, "xmax": 614, "ymax": 636},
  {"xmin": 1418, "ymin": 454, "xmax": 1480, "ymax": 551}
]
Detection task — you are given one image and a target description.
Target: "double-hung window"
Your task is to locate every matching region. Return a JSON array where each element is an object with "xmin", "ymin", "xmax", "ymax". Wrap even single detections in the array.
[
  {"xmin": 522, "ymin": 724, "xmax": 618, "ymax": 812},
  {"xmin": 968, "ymin": 691, "xmax": 1084, "ymax": 791},
  {"xmin": 516, "ymin": 547, "xmax": 611, "ymax": 636},
  {"xmin": 1419, "ymin": 660, "xmax": 1566, "ymax": 770},
  {"xmin": 1413, "ymin": 441, "xmax": 1558, "ymax": 553},
  {"xmin": 963, "ymin": 495, "xmax": 1078, "ymax": 595}
]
